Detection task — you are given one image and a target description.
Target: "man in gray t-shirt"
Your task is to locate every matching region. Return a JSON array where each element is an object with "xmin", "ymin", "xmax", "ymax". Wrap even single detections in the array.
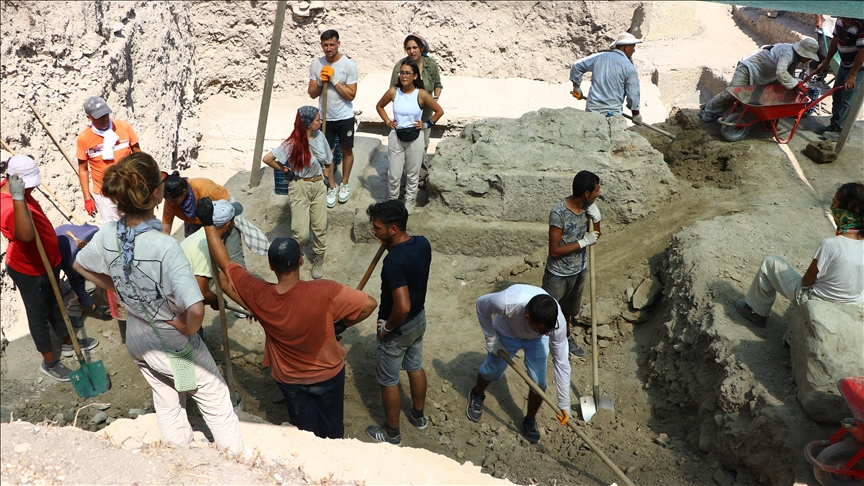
[
  {"xmin": 541, "ymin": 171, "xmax": 602, "ymax": 359},
  {"xmin": 308, "ymin": 29, "xmax": 359, "ymax": 207}
]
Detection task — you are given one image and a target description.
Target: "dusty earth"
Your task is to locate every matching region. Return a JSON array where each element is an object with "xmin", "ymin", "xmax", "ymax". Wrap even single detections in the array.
[{"xmin": 2, "ymin": 1, "xmax": 864, "ymax": 485}]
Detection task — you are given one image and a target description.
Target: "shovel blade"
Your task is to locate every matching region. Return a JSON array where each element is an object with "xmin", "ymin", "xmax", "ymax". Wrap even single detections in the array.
[
  {"xmin": 579, "ymin": 395, "xmax": 597, "ymax": 422},
  {"xmin": 599, "ymin": 393, "xmax": 615, "ymax": 413},
  {"xmin": 69, "ymin": 359, "xmax": 110, "ymax": 398}
]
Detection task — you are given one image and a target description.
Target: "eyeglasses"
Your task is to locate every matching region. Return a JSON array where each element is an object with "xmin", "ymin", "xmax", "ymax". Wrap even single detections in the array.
[{"xmin": 399, "ymin": 71, "xmax": 414, "ymax": 76}]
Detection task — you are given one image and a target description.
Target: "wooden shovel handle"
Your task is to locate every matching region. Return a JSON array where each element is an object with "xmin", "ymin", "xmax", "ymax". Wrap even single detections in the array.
[{"xmin": 357, "ymin": 243, "xmax": 386, "ymax": 291}]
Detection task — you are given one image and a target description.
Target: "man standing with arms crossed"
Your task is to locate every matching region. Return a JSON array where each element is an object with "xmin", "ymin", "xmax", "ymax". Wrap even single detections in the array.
[
  {"xmin": 541, "ymin": 170, "xmax": 602, "ymax": 360},
  {"xmin": 76, "ymin": 96, "xmax": 140, "ymax": 222},
  {"xmin": 308, "ymin": 30, "xmax": 359, "ymax": 207},
  {"xmin": 365, "ymin": 200, "xmax": 432, "ymax": 446},
  {"xmin": 570, "ymin": 33, "xmax": 643, "ymax": 123}
]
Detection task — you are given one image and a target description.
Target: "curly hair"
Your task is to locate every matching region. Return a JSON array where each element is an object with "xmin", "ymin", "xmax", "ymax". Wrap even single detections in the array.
[
  {"xmin": 101, "ymin": 152, "xmax": 162, "ymax": 216},
  {"xmin": 836, "ymin": 181, "xmax": 864, "ymax": 230}
]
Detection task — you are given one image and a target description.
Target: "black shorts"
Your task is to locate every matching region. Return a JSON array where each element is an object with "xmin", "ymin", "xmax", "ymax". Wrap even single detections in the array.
[{"xmin": 324, "ymin": 117, "xmax": 355, "ymax": 150}]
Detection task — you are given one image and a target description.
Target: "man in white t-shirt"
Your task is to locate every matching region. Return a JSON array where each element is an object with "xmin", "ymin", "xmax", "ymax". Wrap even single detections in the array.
[{"xmin": 308, "ymin": 30, "xmax": 359, "ymax": 206}]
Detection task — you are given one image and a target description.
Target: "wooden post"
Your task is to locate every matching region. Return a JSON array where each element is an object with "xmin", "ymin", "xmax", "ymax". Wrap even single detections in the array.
[
  {"xmin": 835, "ymin": 79, "xmax": 864, "ymax": 154},
  {"xmin": 249, "ymin": 0, "xmax": 288, "ymax": 188}
]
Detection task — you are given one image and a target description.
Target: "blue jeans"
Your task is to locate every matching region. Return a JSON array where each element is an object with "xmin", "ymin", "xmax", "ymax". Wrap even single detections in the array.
[
  {"xmin": 376, "ymin": 310, "xmax": 426, "ymax": 386},
  {"xmin": 478, "ymin": 333, "xmax": 550, "ymax": 391},
  {"xmin": 830, "ymin": 67, "xmax": 864, "ymax": 129},
  {"xmin": 277, "ymin": 366, "xmax": 345, "ymax": 439}
]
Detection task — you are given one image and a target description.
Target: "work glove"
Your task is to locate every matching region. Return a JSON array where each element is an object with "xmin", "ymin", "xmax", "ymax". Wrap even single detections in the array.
[
  {"xmin": 570, "ymin": 86, "xmax": 583, "ymax": 100},
  {"xmin": 577, "ymin": 231, "xmax": 599, "ymax": 250},
  {"xmin": 195, "ymin": 196, "xmax": 215, "ymax": 226},
  {"xmin": 83, "ymin": 198, "xmax": 97, "ymax": 216},
  {"xmin": 485, "ymin": 334, "xmax": 507, "ymax": 356},
  {"xmin": 556, "ymin": 409, "xmax": 569, "ymax": 427},
  {"xmin": 631, "ymin": 114, "xmax": 643, "ymax": 125},
  {"xmin": 585, "ymin": 203, "xmax": 601, "ymax": 223},
  {"xmin": 320, "ymin": 66, "xmax": 334, "ymax": 83},
  {"xmin": 7, "ymin": 173, "xmax": 26, "ymax": 201},
  {"xmin": 377, "ymin": 319, "xmax": 391, "ymax": 338},
  {"xmin": 795, "ymin": 81, "xmax": 808, "ymax": 96}
]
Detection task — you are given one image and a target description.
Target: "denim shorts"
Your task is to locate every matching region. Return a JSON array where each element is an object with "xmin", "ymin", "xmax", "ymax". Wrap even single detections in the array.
[
  {"xmin": 541, "ymin": 269, "xmax": 586, "ymax": 317},
  {"xmin": 376, "ymin": 310, "xmax": 426, "ymax": 386},
  {"xmin": 478, "ymin": 332, "xmax": 550, "ymax": 391}
]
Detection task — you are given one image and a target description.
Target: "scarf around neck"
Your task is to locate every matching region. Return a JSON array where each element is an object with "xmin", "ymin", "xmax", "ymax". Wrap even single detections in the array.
[
  {"xmin": 832, "ymin": 207, "xmax": 860, "ymax": 235},
  {"xmin": 116, "ymin": 216, "xmax": 163, "ymax": 279},
  {"xmin": 91, "ymin": 121, "xmax": 119, "ymax": 161}
]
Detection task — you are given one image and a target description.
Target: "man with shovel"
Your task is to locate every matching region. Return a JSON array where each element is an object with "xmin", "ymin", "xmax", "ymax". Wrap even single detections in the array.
[
  {"xmin": 541, "ymin": 170, "xmax": 602, "ymax": 360},
  {"xmin": 198, "ymin": 198, "xmax": 377, "ymax": 439},
  {"xmin": 1, "ymin": 156, "xmax": 98, "ymax": 382},
  {"xmin": 570, "ymin": 32, "xmax": 643, "ymax": 123},
  {"xmin": 364, "ymin": 200, "xmax": 432, "ymax": 446},
  {"xmin": 308, "ymin": 29, "xmax": 359, "ymax": 206},
  {"xmin": 466, "ymin": 284, "xmax": 571, "ymax": 444}
]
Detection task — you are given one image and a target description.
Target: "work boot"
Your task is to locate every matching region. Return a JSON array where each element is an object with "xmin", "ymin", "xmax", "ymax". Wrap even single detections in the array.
[
  {"xmin": 366, "ymin": 425, "xmax": 402, "ymax": 445},
  {"xmin": 815, "ymin": 123, "xmax": 839, "ymax": 135},
  {"xmin": 466, "ymin": 387, "xmax": 485, "ymax": 422},
  {"xmin": 522, "ymin": 419, "xmax": 541, "ymax": 444},
  {"xmin": 312, "ymin": 254, "xmax": 324, "ymax": 279},
  {"xmin": 567, "ymin": 334, "xmax": 586, "ymax": 360},
  {"xmin": 735, "ymin": 299, "xmax": 767, "ymax": 328},
  {"xmin": 61, "ymin": 337, "xmax": 99, "ymax": 358},
  {"xmin": 39, "ymin": 360, "xmax": 72, "ymax": 382}
]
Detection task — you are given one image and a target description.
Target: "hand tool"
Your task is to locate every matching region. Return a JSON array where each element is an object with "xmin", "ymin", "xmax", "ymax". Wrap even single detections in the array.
[{"xmin": 623, "ymin": 113, "xmax": 677, "ymax": 140}]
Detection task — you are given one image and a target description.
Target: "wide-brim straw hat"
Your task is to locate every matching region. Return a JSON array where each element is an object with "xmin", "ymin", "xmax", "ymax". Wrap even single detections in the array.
[{"xmin": 610, "ymin": 32, "xmax": 644, "ymax": 49}]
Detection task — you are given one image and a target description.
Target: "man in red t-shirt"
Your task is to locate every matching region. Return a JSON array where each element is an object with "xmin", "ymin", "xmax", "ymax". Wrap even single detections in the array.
[
  {"xmin": 75, "ymin": 96, "xmax": 140, "ymax": 223},
  {"xmin": 197, "ymin": 197, "xmax": 377, "ymax": 439},
  {"xmin": 1, "ymin": 156, "xmax": 98, "ymax": 382}
]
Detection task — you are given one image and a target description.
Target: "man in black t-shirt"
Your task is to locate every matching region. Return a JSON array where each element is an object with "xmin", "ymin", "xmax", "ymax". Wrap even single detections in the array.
[{"xmin": 364, "ymin": 200, "xmax": 432, "ymax": 446}]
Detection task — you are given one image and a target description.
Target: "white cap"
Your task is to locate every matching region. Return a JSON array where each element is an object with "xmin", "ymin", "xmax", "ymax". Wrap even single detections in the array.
[
  {"xmin": 793, "ymin": 38, "xmax": 819, "ymax": 61},
  {"xmin": 610, "ymin": 32, "xmax": 643, "ymax": 49},
  {"xmin": 6, "ymin": 155, "xmax": 41, "ymax": 189},
  {"xmin": 212, "ymin": 200, "xmax": 244, "ymax": 227}
]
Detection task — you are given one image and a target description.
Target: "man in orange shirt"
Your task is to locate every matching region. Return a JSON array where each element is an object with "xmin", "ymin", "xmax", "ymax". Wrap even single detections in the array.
[
  {"xmin": 76, "ymin": 96, "xmax": 140, "ymax": 223},
  {"xmin": 198, "ymin": 197, "xmax": 377, "ymax": 439}
]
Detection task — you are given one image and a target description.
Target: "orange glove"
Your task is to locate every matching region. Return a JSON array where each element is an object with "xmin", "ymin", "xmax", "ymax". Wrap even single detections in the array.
[
  {"xmin": 320, "ymin": 66, "xmax": 334, "ymax": 83},
  {"xmin": 556, "ymin": 409, "xmax": 569, "ymax": 426}
]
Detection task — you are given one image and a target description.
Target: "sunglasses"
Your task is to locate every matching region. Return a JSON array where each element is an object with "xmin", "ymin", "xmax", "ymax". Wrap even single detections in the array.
[{"xmin": 399, "ymin": 71, "xmax": 414, "ymax": 76}]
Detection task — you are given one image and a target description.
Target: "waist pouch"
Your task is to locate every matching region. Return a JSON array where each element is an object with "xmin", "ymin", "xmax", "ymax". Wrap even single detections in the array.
[
  {"xmin": 166, "ymin": 340, "xmax": 198, "ymax": 392},
  {"xmin": 395, "ymin": 127, "xmax": 421, "ymax": 142}
]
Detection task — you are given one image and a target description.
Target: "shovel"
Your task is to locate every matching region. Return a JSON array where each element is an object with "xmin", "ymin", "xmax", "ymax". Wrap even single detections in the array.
[
  {"xmin": 623, "ymin": 113, "xmax": 677, "ymax": 140},
  {"xmin": 28, "ymin": 211, "xmax": 109, "ymax": 398},
  {"xmin": 496, "ymin": 350, "xmax": 635, "ymax": 486},
  {"xmin": 579, "ymin": 220, "xmax": 614, "ymax": 422},
  {"xmin": 209, "ymin": 251, "xmax": 242, "ymax": 408}
]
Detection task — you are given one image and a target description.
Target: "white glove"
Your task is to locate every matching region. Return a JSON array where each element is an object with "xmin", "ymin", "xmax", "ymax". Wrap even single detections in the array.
[
  {"xmin": 577, "ymin": 231, "xmax": 599, "ymax": 249},
  {"xmin": 485, "ymin": 334, "xmax": 507, "ymax": 356},
  {"xmin": 631, "ymin": 114, "xmax": 643, "ymax": 125},
  {"xmin": 7, "ymin": 173, "xmax": 26, "ymax": 201},
  {"xmin": 377, "ymin": 319, "xmax": 390, "ymax": 338},
  {"xmin": 585, "ymin": 203, "xmax": 601, "ymax": 223}
]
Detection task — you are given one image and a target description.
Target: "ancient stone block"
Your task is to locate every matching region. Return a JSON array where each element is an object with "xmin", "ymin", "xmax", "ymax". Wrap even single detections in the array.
[
  {"xmin": 803, "ymin": 140, "xmax": 837, "ymax": 164},
  {"xmin": 791, "ymin": 301, "xmax": 864, "ymax": 424},
  {"xmin": 426, "ymin": 108, "xmax": 678, "ymax": 225},
  {"xmin": 632, "ymin": 276, "xmax": 663, "ymax": 309}
]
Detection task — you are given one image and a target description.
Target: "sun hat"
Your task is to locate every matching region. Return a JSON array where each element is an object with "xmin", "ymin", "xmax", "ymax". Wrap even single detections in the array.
[
  {"xmin": 610, "ymin": 32, "xmax": 644, "ymax": 49},
  {"xmin": 6, "ymin": 155, "xmax": 41, "ymax": 188},
  {"xmin": 792, "ymin": 38, "xmax": 819, "ymax": 61}
]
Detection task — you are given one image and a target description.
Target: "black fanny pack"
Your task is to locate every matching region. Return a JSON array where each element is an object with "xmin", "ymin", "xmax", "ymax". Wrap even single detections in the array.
[{"xmin": 395, "ymin": 127, "xmax": 421, "ymax": 142}]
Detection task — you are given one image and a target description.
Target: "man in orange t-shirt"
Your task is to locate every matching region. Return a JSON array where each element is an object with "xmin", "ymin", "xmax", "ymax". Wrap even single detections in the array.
[
  {"xmin": 199, "ymin": 197, "xmax": 377, "ymax": 439},
  {"xmin": 76, "ymin": 96, "xmax": 140, "ymax": 223}
]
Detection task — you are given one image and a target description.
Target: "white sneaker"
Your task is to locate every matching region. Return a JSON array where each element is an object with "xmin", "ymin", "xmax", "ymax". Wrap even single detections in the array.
[
  {"xmin": 326, "ymin": 187, "xmax": 337, "ymax": 208},
  {"xmin": 404, "ymin": 197, "xmax": 415, "ymax": 215},
  {"xmin": 338, "ymin": 183, "xmax": 350, "ymax": 204}
]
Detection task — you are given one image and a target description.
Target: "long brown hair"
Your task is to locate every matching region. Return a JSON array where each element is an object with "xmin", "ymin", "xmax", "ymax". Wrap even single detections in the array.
[
  {"xmin": 101, "ymin": 152, "xmax": 162, "ymax": 215},
  {"xmin": 284, "ymin": 112, "xmax": 312, "ymax": 172}
]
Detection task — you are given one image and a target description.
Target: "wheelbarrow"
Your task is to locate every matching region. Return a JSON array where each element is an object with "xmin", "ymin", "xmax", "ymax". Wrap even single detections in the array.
[
  {"xmin": 804, "ymin": 376, "xmax": 864, "ymax": 486},
  {"xmin": 718, "ymin": 75, "xmax": 842, "ymax": 143}
]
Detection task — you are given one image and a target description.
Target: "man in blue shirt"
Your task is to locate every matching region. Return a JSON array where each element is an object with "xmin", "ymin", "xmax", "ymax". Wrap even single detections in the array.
[
  {"xmin": 364, "ymin": 200, "xmax": 432, "ymax": 446},
  {"xmin": 570, "ymin": 32, "xmax": 643, "ymax": 123}
]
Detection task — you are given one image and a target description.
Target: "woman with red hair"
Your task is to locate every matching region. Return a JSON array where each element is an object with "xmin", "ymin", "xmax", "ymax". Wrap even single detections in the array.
[{"xmin": 263, "ymin": 106, "xmax": 333, "ymax": 279}]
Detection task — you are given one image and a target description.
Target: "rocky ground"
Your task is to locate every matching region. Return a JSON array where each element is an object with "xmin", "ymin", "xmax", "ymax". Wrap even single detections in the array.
[{"xmin": 2, "ymin": 2, "xmax": 863, "ymax": 485}]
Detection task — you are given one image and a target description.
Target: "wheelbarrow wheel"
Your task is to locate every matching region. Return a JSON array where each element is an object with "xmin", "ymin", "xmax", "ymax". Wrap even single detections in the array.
[
  {"xmin": 813, "ymin": 440, "xmax": 864, "ymax": 486},
  {"xmin": 720, "ymin": 113, "xmax": 751, "ymax": 142}
]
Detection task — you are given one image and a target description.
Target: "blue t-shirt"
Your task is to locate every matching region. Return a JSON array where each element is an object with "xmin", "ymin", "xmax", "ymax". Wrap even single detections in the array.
[{"xmin": 378, "ymin": 236, "xmax": 432, "ymax": 326}]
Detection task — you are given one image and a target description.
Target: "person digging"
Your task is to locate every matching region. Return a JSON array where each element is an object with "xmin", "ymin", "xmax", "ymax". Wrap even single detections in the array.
[{"xmin": 466, "ymin": 284, "xmax": 572, "ymax": 444}]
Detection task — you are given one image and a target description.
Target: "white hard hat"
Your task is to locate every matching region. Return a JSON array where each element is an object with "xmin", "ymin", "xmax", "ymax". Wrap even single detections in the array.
[{"xmin": 610, "ymin": 32, "xmax": 643, "ymax": 49}]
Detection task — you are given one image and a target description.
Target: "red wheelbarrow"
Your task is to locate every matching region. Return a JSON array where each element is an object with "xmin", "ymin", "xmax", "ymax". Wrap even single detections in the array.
[
  {"xmin": 718, "ymin": 78, "xmax": 842, "ymax": 143},
  {"xmin": 804, "ymin": 376, "xmax": 864, "ymax": 486}
]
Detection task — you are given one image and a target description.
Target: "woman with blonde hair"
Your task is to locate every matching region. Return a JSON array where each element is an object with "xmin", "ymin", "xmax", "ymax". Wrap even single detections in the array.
[{"xmin": 74, "ymin": 152, "xmax": 247, "ymax": 455}]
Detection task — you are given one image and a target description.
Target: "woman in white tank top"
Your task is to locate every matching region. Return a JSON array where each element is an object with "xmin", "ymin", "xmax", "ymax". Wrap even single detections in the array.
[{"xmin": 375, "ymin": 60, "xmax": 443, "ymax": 215}]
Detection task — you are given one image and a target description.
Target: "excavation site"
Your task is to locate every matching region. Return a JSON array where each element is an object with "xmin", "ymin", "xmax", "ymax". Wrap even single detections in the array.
[{"xmin": 1, "ymin": 1, "xmax": 863, "ymax": 485}]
